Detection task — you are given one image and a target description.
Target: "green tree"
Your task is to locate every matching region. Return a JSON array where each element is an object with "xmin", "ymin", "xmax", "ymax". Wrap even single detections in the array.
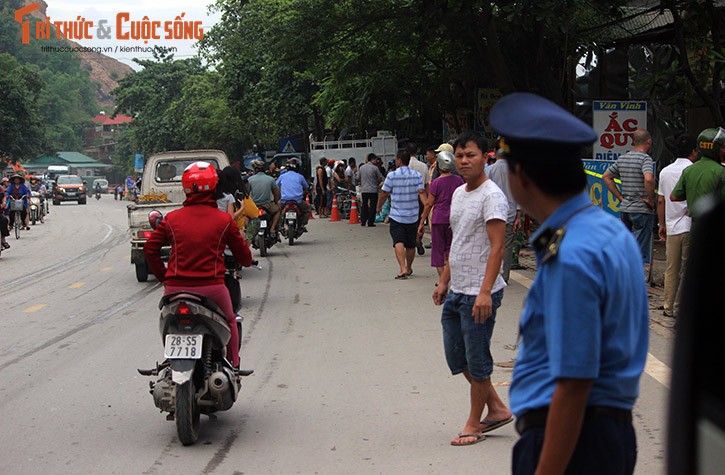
[
  {"xmin": 113, "ymin": 48, "xmax": 206, "ymax": 155},
  {"xmin": 167, "ymin": 72, "xmax": 246, "ymax": 158},
  {"xmin": 0, "ymin": 53, "xmax": 44, "ymax": 163},
  {"xmin": 1, "ymin": 0, "xmax": 99, "ymax": 158}
]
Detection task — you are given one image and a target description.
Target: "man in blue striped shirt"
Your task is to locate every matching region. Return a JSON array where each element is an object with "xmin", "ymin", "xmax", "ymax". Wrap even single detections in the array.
[{"xmin": 378, "ymin": 150, "xmax": 425, "ymax": 279}]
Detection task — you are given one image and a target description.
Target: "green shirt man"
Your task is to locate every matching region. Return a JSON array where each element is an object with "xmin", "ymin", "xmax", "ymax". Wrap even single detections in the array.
[{"xmin": 671, "ymin": 127, "xmax": 725, "ymax": 215}]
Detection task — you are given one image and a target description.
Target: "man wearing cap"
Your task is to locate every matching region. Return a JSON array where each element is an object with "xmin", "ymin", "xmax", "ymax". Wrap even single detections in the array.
[
  {"xmin": 491, "ymin": 93, "xmax": 648, "ymax": 474},
  {"xmin": 602, "ymin": 129, "xmax": 656, "ymax": 263},
  {"xmin": 670, "ymin": 127, "xmax": 725, "ymax": 217}
]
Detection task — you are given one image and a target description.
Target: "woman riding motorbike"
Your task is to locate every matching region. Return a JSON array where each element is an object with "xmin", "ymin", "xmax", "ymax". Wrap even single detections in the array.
[{"xmin": 144, "ymin": 162, "xmax": 253, "ymax": 369}]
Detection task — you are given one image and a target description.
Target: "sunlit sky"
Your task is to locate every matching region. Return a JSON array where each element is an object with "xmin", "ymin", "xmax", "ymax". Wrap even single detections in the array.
[{"xmin": 44, "ymin": 0, "xmax": 222, "ymax": 69}]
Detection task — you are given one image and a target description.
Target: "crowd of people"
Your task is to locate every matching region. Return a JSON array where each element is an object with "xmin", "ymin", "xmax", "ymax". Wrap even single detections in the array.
[
  {"xmin": 1, "ymin": 173, "xmax": 50, "ymax": 251},
  {"xmin": 302, "ymin": 95, "xmax": 725, "ymax": 474}
]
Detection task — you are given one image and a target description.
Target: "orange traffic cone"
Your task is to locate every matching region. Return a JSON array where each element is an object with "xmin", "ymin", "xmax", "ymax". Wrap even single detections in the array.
[
  {"xmin": 348, "ymin": 195, "xmax": 360, "ymax": 224},
  {"xmin": 306, "ymin": 195, "xmax": 314, "ymax": 220},
  {"xmin": 329, "ymin": 194, "xmax": 341, "ymax": 222}
]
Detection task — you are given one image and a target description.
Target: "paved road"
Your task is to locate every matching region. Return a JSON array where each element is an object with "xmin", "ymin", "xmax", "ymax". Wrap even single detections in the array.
[{"xmin": 0, "ymin": 198, "xmax": 670, "ymax": 474}]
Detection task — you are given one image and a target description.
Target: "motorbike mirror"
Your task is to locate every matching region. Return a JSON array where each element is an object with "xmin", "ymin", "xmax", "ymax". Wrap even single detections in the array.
[{"xmin": 148, "ymin": 210, "xmax": 164, "ymax": 230}]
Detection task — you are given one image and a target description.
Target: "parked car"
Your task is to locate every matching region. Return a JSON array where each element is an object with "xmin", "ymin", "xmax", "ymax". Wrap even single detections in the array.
[
  {"xmin": 53, "ymin": 175, "xmax": 87, "ymax": 205},
  {"xmin": 92, "ymin": 178, "xmax": 109, "ymax": 193}
]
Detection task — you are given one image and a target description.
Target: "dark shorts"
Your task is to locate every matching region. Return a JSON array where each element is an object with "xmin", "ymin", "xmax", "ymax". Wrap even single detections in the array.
[
  {"xmin": 260, "ymin": 202, "xmax": 280, "ymax": 214},
  {"xmin": 441, "ymin": 289, "xmax": 504, "ymax": 381},
  {"xmin": 389, "ymin": 218, "xmax": 418, "ymax": 249}
]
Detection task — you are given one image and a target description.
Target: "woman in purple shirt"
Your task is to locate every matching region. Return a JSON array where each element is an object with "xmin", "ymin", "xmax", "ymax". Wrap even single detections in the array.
[{"xmin": 418, "ymin": 151, "xmax": 465, "ymax": 282}]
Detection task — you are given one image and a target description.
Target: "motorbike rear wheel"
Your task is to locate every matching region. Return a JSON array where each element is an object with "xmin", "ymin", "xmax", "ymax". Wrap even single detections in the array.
[
  {"xmin": 175, "ymin": 379, "xmax": 200, "ymax": 446},
  {"xmin": 258, "ymin": 234, "xmax": 267, "ymax": 257},
  {"xmin": 30, "ymin": 210, "xmax": 37, "ymax": 226},
  {"xmin": 288, "ymin": 223, "xmax": 295, "ymax": 246}
]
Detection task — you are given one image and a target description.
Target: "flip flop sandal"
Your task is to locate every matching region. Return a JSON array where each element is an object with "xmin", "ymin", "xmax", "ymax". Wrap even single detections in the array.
[
  {"xmin": 394, "ymin": 274, "xmax": 408, "ymax": 280},
  {"xmin": 1, "ymin": 242, "xmax": 10, "ymax": 249},
  {"xmin": 479, "ymin": 416, "xmax": 514, "ymax": 434},
  {"xmin": 451, "ymin": 432, "xmax": 486, "ymax": 446}
]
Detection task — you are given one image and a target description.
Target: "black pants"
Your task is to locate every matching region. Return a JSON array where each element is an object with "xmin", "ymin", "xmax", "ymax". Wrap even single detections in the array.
[
  {"xmin": 360, "ymin": 192, "xmax": 378, "ymax": 226},
  {"xmin": 512, "ymin": 413, "xmax": 637, "ymax": 475},
  {"xmin": 1, "ymin": 214, "xmax": 9, "ymax": 237}
]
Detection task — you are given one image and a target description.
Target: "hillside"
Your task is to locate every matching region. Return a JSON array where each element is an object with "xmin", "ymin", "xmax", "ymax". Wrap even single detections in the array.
[{"xmin": 21, "ymin": 0, "xmax": 133, "ymax": 110}]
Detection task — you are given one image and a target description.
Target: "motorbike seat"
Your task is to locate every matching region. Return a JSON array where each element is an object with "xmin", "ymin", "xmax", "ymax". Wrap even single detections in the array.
[{"xmin": 159, "ymin": 292, "xmax": 227, "ymax": 317}]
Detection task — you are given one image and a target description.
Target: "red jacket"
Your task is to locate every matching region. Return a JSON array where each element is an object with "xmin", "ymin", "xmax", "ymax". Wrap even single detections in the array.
[{"xmin": 144, "ymin": 191, "xmax": 253, "ymax": 286}]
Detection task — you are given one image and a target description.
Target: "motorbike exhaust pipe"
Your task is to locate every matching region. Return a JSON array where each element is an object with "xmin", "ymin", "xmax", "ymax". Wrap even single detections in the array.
[
  {"xmin": 209, "ymin": 371, "xmax": 229, "ymax": 394},
  {"xmin": 209, "ymin": 371, "xmax": 234, "ymax": 411}
]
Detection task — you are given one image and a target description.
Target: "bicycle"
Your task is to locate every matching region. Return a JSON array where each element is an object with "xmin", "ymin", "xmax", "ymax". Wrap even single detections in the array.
[{"xmin": 8, "ymin": 197, "xmax": 25, "ymax": 240}]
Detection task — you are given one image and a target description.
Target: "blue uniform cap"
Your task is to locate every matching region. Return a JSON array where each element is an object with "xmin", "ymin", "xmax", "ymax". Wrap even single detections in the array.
[{"xmin": 490, "ymin": 92, "xmax": 597, "ymax": 145}]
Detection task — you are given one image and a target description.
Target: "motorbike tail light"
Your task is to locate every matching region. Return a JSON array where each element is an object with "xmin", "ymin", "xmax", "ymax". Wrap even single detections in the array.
[
  {"xmin": 176, "ymin": 302, "xmax": 192, "ymax": 315},
  {"xmin": 258, "ymin": 209, "xmax": 266, "ymax": 217},
  {"xmin": 139, "ymin": 231, "xmax": 154, "ymax": 239}
]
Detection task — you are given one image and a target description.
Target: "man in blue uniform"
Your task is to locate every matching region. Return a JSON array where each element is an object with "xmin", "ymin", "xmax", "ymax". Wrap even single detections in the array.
[
  {"xmin": 490, "ymin": 93, "xmax": 649, "ymax": 475},
  {"xmin": 275, "ymin": 158, "xmax": 311, "ymax": 231}
]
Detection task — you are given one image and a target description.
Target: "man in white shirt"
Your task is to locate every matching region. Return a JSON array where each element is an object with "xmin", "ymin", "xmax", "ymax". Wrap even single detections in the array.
[
  {"xmin": 432, "ymin": 131, "xmax": 512, "ymax": 446},
  {"xmin": 657, "ymin": 135, "xmax": 696, "ymax": 317}
]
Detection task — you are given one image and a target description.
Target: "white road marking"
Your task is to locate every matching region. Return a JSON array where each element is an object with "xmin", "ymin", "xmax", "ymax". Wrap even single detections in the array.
[{"xmin": 510, "ymin": 270, "xmax": 671, "ymax": 388}]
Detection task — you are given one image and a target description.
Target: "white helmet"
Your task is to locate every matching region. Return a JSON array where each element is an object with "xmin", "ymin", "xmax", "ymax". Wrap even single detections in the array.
[{"xmin": 436, "ymin": 151, "xmax": 456, "ymax": 173}]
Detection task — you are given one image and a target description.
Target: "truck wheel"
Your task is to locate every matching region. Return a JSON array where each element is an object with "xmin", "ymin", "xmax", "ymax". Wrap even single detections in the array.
[{"xmin": 135, "ymin": 261, "xmax": 149, "ymax": 282}]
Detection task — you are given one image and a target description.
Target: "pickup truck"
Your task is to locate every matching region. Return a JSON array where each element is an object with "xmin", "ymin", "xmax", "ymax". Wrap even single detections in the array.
[{"xmin": 127, "ymin": 150, "xmax": 230, "ymax": 282}]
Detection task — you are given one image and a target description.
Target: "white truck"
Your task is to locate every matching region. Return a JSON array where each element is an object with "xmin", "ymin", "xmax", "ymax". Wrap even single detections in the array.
[
  {"xmin": 309, "ymin": 130, "xmax": 397, "ymax": 167},
  {"xmin": 127, "ymin": 150, "xmax": 230, "ymax": 282}
]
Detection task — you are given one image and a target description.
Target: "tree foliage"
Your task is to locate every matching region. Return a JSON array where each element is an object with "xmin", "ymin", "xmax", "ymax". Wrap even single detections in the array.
[
  {"xmin": 111, "ymin": 48, "xmax": 247, "ymax": 172},
  {"xmin": 0, "ymin": 0, "xmax": 99, "ymax": 163}
]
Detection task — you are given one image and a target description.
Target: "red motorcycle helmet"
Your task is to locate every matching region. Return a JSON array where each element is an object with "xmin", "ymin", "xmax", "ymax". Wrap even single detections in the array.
[{"xmin": 182, "ymin": 161, "xmax": 218, "ymax": 194}]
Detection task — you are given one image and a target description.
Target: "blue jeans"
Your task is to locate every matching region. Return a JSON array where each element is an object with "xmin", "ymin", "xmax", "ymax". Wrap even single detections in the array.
[
  {"xmin": 620, "ymin": 212, "xmax": 654, "ymax": 263},
  {"xmin": 441, "ymin": 289, "xmax": 504, "ymax": 381}
]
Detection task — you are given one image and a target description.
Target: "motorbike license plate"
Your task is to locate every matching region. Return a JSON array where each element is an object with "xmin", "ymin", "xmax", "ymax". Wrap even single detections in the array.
[
  {"xmin": 285, "ymin": 212, "xmax": 296, "ymax": 219},
  {"xmin": 164, "ymin": 334, "xmax": 203, "ymax": 359},
  {"xmin": 260, "ymin": 221, "xmax": 267, "ymax": 228}
]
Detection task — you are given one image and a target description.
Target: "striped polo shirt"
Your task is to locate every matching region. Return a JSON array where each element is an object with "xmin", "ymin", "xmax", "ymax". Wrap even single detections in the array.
[
  {"xmin": 381, "ymin": 166, "xmax": 424, "ymax": 224},
  {"xmin": 606, "ymin": 151, "xmax": 654, "ymax": 214}
]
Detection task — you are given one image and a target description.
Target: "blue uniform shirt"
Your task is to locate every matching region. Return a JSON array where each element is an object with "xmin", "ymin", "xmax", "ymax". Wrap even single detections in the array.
[
  {"xmin": 276, "ymin": 171, "xmax": 308, "ymax": 203},
  {"xmin": 510, "ymin": 192, "xmax": 649, "ymax": 416}
]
